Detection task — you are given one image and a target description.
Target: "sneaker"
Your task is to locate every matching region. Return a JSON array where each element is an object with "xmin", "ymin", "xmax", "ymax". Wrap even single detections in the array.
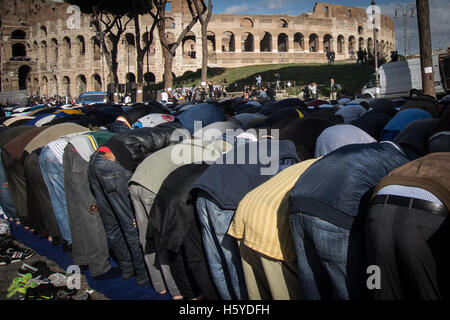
[
  {"xmin": 55, "ymin": 286, "xmax": 77, "ymax": 300},
  {"xmin": 25, "ymin": 283, "xmax": 57, "ymax": 300},
  {"xmin": 48, "ymin": 273, "xmax": 68, "ymax": 287},
  {"xmin": 7, "ymin": 273, "xmax": 37, "ymax": 299},
  {"xmin": 18, "ymin": 260, "xmax": 53, "ymax": 278},
  {"xmin": 0, "ymin": 247, "xmax": 34, "ymax": 266}
]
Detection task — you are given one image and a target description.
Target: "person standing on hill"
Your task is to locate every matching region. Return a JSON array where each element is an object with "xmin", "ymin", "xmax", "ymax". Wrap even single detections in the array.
[{"xmin": 275, "ymin": 73, "xmax": 281, "ymax": 91}]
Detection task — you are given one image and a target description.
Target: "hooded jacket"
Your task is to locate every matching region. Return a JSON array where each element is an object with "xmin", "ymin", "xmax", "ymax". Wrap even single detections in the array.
[
  {"xmin": 192, "ymin": 139, "xmax": 300, "ymax": 210},
  {"xmin": 290, "ymin": 142, "xmax": 410, "ymax": 229}
]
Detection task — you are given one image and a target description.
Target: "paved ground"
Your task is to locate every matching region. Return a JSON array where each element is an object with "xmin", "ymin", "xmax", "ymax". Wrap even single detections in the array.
[{"xmin": 0, "ymin": 238, "xmax": 108, "ymax": 300}]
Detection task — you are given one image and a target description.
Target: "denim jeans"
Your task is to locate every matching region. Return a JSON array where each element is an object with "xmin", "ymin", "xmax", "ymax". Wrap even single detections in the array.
[
  {"xmin": 0, "ymin": 150, "xmax": 16, "ymax": 220},
  {"xmin": 196, "ymin": 192, "xmax": 248, "ymax": 300},
  {"xmin": 289, "ymin": 212, "xmax": 350, "ymax": 300},
  {"xmin": 39, "ymin": 146, "xmax": 72, "ymax": 244},
  {"xmin": 88, "ymin": 151, "xmax": 149, "ymax": 285}
]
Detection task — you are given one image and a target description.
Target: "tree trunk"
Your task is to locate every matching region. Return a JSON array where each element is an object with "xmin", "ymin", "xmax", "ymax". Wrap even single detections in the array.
[
  {"xmin": 163, "ymin": 49, "xmax": 174, "ymax": 90},
  {"xmin": 201, "ymin": 23, "xmax": 208, "ymax": 84},
  {"xmin": 416, "ymin": 0, "xmax": 436, "ymax": 97},
  {"xmin": 110, "ymin": 40, "xmax": 120, "ymax": 85}
]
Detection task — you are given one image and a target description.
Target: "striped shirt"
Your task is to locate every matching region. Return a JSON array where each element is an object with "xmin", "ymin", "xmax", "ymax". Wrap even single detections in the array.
[
  {"xmin": 47, "ymin": 131, "xmax": 90, "ymax": 164},
  {"xmin": 228, "ymin": 158, "xmax": 319, "ymax": 261}
]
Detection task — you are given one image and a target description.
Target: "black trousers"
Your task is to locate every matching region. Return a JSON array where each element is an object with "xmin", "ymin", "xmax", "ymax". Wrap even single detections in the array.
[
  {"xmin": 365, "ymin": 202, "xmax": 450, "ymax": 300},
  {"xmin": 24, "ymin": 152, "xmax": 62, "ymax": 238},
  {"xmin": 164, "ymin": 217, "xmax": 219, "ymax": 300}
]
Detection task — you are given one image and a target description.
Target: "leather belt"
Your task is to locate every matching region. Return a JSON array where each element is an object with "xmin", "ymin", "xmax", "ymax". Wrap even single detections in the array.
[{"xmin": 371, "ymin": 194, "xmax": 449, "ymax": 218}]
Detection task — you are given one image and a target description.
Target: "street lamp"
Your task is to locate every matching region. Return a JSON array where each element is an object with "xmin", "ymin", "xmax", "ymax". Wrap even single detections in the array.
[
  {"xmin": 394, "ymin": 3, "xmax": 415, "ymax": 59},
  {"xmin": 371, "ymin": 0, "xmax": 380, "ymax": 98}
]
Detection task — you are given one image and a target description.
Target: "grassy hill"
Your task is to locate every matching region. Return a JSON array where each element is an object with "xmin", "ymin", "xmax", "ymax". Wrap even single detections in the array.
[{"xmin": 154, "ymin": 61, "xmax": 376, "ymax": 97}]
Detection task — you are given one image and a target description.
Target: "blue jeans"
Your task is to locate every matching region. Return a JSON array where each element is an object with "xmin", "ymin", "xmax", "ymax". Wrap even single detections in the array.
[
  {"xmin": 196, "ymin": 192, "xmax": 248, "ymax": 300},
  {"xmin": 39, "ymin": 147, "xmax": 72, "ymax": 244},
  {"xmin": 0, "ymin": 150, "xmax": 16, "ymax": 220},
  {"xmin": 88, "ymin": 151, "xmax": 149, "ymax": 285},
  {"xmin": 289, "ymin": 212, "xmax": 350, "ymax": 300}
]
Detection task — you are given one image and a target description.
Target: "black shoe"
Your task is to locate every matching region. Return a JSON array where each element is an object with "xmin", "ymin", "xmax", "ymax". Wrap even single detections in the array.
[
  {"xmin": 18, "ymin": 260, "xmax": 53, "ymax": 278},
  {"xmin": 94, "ymin": 267, "xmax": 121, "ymax": 280},
  {"xmin": 51, "ymin": 237, "xmax": 65, "ymax": 246},
  {"xmin": 62, "ymin": 242, "xmax": 72, "ymax": 253}
]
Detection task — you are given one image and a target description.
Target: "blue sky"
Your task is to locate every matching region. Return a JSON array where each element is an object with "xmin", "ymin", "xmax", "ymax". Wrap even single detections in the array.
[{"xmin": 212, "ymin": 0, "xmax": 450, "ymax": 54}]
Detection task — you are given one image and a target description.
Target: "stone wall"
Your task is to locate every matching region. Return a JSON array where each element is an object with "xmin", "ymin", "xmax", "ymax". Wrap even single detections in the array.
[{"xmin": 0, "ymin": 0, "xmax": 395, "ymax": 97}]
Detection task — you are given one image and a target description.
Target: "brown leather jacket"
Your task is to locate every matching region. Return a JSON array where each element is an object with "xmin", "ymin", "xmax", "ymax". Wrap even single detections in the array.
[{"xmin": 372, "ymin": 152, "xmax": 450, "ymax": 210}]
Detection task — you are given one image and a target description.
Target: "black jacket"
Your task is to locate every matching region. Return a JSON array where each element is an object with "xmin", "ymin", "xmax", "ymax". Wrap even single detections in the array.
[
  {"xmin": 104, "ymin": 125, "xmax": 184, "ymax": 172},
  {"xmin": 290, "ymin": 142, "xmax": 410, "ymax": 229},
  {"xmin": 192, "ymin": 139, "xmax": 300, "ymax": 210},
  {"xmin": 146, "ymin": 164, "xmax": 209, "ymax": 254}
]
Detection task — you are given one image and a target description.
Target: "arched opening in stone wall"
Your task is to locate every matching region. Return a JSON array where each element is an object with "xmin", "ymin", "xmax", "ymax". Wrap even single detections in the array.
[
  {"xmin": 240, "ymin": 18, "xmax": 253, "ymax": 28},
  {"xmin": 41, "ymin": 41, "xmax": 48, "ymax": 63},
  {"xmin": 49, "ymin": 75, "xmax": 58, "ymax": 96},
  {"xmin": 183, "ymin": 32, "xmax": 196, "ymax": 58},
  {"xmin": 18, "ymin": 65, "xmax": 31, "ymax": 90},
  {"xmin": 11, "ymin": 29, "xmax": 26, "ymax": 39},
  {"xmin": 144, "ymin": 72, "xmax": 156, "ymax": 84},
  {"xmin": 12, "ymin": 43, "xmax": 26, "ymax": 57},
  {"xmin": 323, "ymin": 34, "xmax": 333, "ymax": 52},
  {"xmin": 76, "ymin": 35, "xmax": 86, "ymax": 55},
  {"xmin": 359, "ymin": 37, "xmax": 365, "ymax": 50},
  {"xmin": 358, "ymin": 26, "xmax": 364, "ymax": 35},
  {"xmin": 260, "ymin": 32, "xmax": 272, "ymax": 52},
  {"xmin": 367, "ymin": 38, "xmax": 373, "ymax": 55},
  {"xmin": 33, "ymin": 78, "xmax": 39, "ymax": 96},
  {"xmin": 92, "ymin": 36, "xmax": 101, "ymax": 61},
  {"xmin": 279, "ymin": 19, "xmax": 288, "ymax": 28},
  {"xmin": 32, "ymin": 41, "xmax": 38, "ymax": 61},
  {"xmin": 278, "ymin": 33, "xmax": 288, "ymax": 52},
  {"xmin": 76, "ymin": 75, "xmax": 87, "ymax": 97},
  {"xmin": 40, "ymin": 26, "xmax": 47, "ymax": 37},
  {"xmin": 337, "ymin": 35, "xmax": 344, "ymax": 54},
  {"xmin": 42, "ymin": 76, "xmax": 49, "ymax": 97},
  {"xmin": 51, "ymin": 38, "xmax": 58, "ymax": 63},
  {"xmin": 222, "ymin": 32, "xmax": 235, "ymax": 52},
  {"xmin": 92, "ymin": 74, "xmax": 102, "ymax": 92},
  {"xmin": 294, "ymin": 33, "xmax": 304, "ymax": 51},
  {"xmin": 62, "ymin": 76, "xmax": 70, "ymax": 96},
  {"xmin": 309, "ymin": 34, "xmax": 318, "ymax": 52},
  {"xmin": 242, "ymin": 32, "xmax": 254, "ymax": 52},
  {"xmin": 207, "ymin": 32, "xmax": 216, "ymax": 52},
  {"xmin": 63, "ymin": 37, "xmax": 72, "ymax": 59},
  {"xmin": 348, "ymin": 36, "xmax": 356, "ymax": 55}
]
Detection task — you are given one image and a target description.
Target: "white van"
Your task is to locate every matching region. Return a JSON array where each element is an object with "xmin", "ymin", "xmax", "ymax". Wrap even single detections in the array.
[{"xmin": 361, "ymin": 54, "xmax": 449, "ymax": 99}]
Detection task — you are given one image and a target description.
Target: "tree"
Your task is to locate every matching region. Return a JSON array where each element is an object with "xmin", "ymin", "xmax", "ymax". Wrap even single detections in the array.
[
  {"xmin": 130, "ymin": 0, "xmax": 159, "ymax": 101},
  {"xmin": 65, "ymin": 1, "xmax": 133, "ymax": 87},
  {"xmin": 191, "ymin": 0, "xmax": 212, "ymax": 85},
  {"xmin": 416, "ymin": 0, "xmax": 436, "ymax": 97},
  {"xmin": 153, "ymin": 0, "xmax": 205, "ymax": 90}
]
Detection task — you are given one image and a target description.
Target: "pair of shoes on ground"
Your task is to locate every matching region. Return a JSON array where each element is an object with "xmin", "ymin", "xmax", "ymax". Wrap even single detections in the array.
[
  {"xmin": 7, "ymin": 273, "xmax": 39, "ymax": 300},
  {"xmin": 18, "ymin": 260, "xmax": 54, "ymax": 279},
  {"xmin": 0, "ymin": 238, "xmax": 34, "ymax": 266}
]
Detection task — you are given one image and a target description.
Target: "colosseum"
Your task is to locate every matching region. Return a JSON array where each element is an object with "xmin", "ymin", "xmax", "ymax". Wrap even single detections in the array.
[{"xmin": 0, "ymin": 0, "xmax": 395, "ymax": 100}]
